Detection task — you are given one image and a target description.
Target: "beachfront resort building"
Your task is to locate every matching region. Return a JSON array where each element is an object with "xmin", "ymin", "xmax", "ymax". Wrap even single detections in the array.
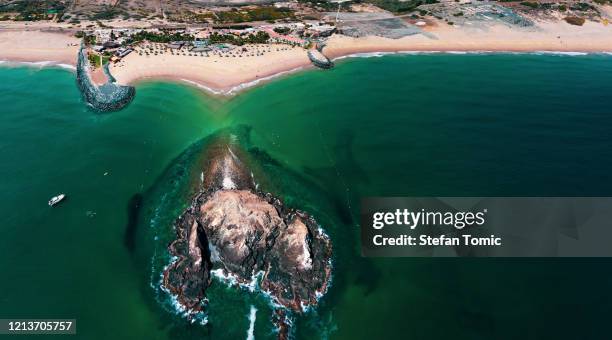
[{"xmin": 304, "ymin": 23, "xmax": 336, "ymax": 37}]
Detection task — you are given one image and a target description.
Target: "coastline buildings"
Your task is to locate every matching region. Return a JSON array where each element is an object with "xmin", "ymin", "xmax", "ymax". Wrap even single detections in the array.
[
  {"xmin": 190, "ymin": 40, "xmax": 211, "ymax": 52},
  {"xmin": 83, "ymin": 19, "xmax": 329, "ymax": 67},
  {"xmin": 115, "ymin": 47, "xmax": 133, "ymax": 58}
]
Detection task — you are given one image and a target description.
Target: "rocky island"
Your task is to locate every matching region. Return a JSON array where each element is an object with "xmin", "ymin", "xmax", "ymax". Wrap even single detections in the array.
[{"xmin": 162, "ymin": 138, "xmax": 333, "ymax": 339}]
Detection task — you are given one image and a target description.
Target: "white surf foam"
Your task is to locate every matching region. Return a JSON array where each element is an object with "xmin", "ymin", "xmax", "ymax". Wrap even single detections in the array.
[
  {"xmin": 210, "ymin": 268, "xmax": 240, "ymax": 286},
  {"xmin": 246, "ymin": 305, "xmax": 257, "ymax": 340},
  {"xmin": 332, "ymin": 50, "xmax": 605, "ymax": 62},
  {"xmin": 180, "ymin": 79, "xmax": 224, "ymax": 95},
  {"xmin": 180, "ymin": 66, "xmax": 303, "ymax": 96},
  {"xmin": 0, "ymin": 59, "xmax": 76, "ymax": 71},
  {"xmin": 533, "ymin": 51, "xmax": 589, "ymax": 56},
  {"xmin": 333, "ymin": 51, "xmax": 397, "ymax": 60},
  {"xmin": 56, "ymin": 63, "xmax": 76, "ymax": 70},
  {"xmin": 226, "ymin": 66, "xmax": 304, "ymax": 95}
]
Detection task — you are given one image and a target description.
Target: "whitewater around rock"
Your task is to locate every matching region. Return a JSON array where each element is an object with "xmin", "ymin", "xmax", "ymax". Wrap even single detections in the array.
[{"xmin": 162, "ymin": 136, "xmax": 333, "ymax": 339}]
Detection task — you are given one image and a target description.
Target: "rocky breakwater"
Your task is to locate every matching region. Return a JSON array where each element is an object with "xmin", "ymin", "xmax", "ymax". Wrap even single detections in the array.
[
  {"xmin": 163, "ymin": 138, "xmax": 332, "ymax": 339},
  {"xmin": 308, "ymin": 47, "xmax": 333, "ymax": 69},
  {"xmin": 76, "ymin": 44, "xmax": 135, "ymax": 112}
]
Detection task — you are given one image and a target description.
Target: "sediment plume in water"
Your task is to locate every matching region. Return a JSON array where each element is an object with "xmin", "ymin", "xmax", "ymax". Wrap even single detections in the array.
[{"xmin": 162, "ymin": 133, "xmax": 333, "ymax": 339}]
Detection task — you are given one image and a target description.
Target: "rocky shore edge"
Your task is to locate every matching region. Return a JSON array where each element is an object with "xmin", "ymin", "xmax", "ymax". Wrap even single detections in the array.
[
  {"xmin": 161, "ymin": 141, "xmax": 333, "ymax": 339},
  {"xmin": 76, "ymin": 44, "xmax": 135, "ymax": 112}
]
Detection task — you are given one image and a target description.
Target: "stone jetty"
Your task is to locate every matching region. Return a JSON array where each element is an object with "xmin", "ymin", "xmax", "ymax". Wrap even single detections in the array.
[
  {"xmin": 308, "ymin": 48, "xmax": 333, "ymax": 69},
  {"xmin": 76, "ymin": 44, "xmax": 135, "ymax": 112}
]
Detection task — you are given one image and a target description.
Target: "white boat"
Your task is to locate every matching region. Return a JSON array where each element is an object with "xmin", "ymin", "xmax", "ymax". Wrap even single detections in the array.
[{"xmin": 48, "ymin": 194, "xmax": 66, "ymax": 207}]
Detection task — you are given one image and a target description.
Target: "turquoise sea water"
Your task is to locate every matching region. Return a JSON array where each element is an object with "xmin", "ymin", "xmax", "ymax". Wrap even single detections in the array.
[{"xmin": 1, "ymin": 54, "xmax": 612, "ymax": 339}]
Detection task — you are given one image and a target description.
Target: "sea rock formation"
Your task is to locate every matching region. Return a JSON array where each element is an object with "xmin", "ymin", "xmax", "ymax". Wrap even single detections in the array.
[
  {"xmin": 76, "ymin": 44, "xmax": 135, "ymax": 112},
  {"xmin": 163, "ymin": 139, "xmax": 332, "ymax": 338}
]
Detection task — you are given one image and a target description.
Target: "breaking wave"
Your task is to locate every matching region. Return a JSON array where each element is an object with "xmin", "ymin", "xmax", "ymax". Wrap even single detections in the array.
[
  {"xmin": 0, "ymin": 59, "xmax": 76, "ymax": 71},
  {"xmin": 180, "ymin": 66, "xmax": 304, "ymax": 96},
  {"xmin": 332, "ymin": 50, "xmax": 609, "ymax": 62}
]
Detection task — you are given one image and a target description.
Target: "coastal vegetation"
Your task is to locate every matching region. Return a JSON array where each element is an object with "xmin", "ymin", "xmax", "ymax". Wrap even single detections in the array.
[
  {"xmin": 521, "ymin": 1, "xmax": 540, "ymax": 8},
  {"xmin": 74, "ymin": 31, "xmax": 97, "ymax": 45},
  {"xmin": 171, "ymin": 6, "xmax": 296, "ymax": 24},
  {"xmin": 87, "ymin": 52, "xmax": 109, "ymax": 68},
  {"xmin": 361, "ymin": 0, "xmax": 440, "ymax": 13},
  {"xmin": 89, "ymin": 6, "xmax": 124, "ymax": 21},
  {"xmin": 209, "ymin": 31, "xmax": 270, "ymax": 45},
  {"xmin": 0, "ymin": 0, "xmax": 65, "ymax": 21},
  {"xmin": 274, "ymin": 27, "xmax": 292, "ymax": 34},
  {"xmin": 0, "ymin": 0, "xmax": 608, "ymax": 29},
  {"xmin": 126, "ymin": 31, "xmax": 195, "ymax": 44},
  {"xmin": 214, "ymin": 6, "xmax": 295, "ymax": 23},
  {"xmin": 297, "ymin": 0, "xmax": 349, "ymax": 11}
]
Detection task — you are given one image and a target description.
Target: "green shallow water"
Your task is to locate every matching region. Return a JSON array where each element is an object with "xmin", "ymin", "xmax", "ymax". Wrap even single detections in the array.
[{"xmin": 1, "ymin": 54, "xmax": 612, "ymax": 339}]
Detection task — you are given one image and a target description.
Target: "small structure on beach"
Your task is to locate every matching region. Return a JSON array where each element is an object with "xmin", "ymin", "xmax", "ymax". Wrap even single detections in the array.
[
  {"xmin": 115, "ymin": 47, "xmax": 133, "ymax": 58},
  {"xmin": 191, "ymin": 46, "xmax": 212, "ymax": 52},
  {"xmin": 190, "ymin": 40, "xmax": 211, "ymax": 52},
  {"xmin": 168, "ymin": 41, "xmax": 185, "ymax": 49},
  {"xmin": 304, "ymin": 23, "xmax": 336, "ymax": 38},
  {"xmin": 103, "ymin": 41, "xmax": 121, "ymax": 50}
]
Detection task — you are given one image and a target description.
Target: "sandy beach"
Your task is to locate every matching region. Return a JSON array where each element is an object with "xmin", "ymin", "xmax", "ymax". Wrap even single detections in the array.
[
  {"xmin": 1, "ymin": 18, "xmax": 612, "ymax": 93},
  {"xmin": 324, "ymin": 21, "xmax": 612, "ymax": 59},
  {"xmin": 0, "ymin": 30, "xmax": 79, "ymax": 65},
  {"xmin": 109, "ymin": 44, "xmax": 311, "ymax": 93}
]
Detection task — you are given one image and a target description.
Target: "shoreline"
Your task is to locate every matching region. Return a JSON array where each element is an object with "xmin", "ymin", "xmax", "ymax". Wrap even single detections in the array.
[
  {"xmin": 4, "ymin": 49, "xmax": 612, "ymax": 96},
  {"xmin": 0, "ymin": 59, "xmax": 76, "ymax": 70},
  {"xmin": 113, "ymin": 57, "xmax": 312, "ymax": 96},
  {"xmin": 323, "ymin": 21, "xmax": 612, "ymax": 59},
  {"xmin": 330, "ymin": 49, "xmax": 612, "ymax": 59},
  {"xmin": 176, "ymin": 65, "xmax": 307, "ymax": 96},
  {"xmin": 106, "ymin": 42, "xmax": 312, "ymax": 96},
  {"xmin": 2, "ymin": 20, "xmax": 612, "ymax": 96}
]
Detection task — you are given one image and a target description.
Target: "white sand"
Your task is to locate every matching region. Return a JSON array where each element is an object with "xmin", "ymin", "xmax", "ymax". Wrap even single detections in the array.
[
  {"xmin": 0, "ymin": 30, "xmax": 79, "ymax": 64},
  {"xmin": 1, "ymin": 19, "xmax": 611, "ymax": 93},
  {"xmin": 324, "ymin": 20, "xmax": 612, "ymax": 59},
  {"xmin": 109, "ymin": 44, "xmax": 311, "ymax": 92}
]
